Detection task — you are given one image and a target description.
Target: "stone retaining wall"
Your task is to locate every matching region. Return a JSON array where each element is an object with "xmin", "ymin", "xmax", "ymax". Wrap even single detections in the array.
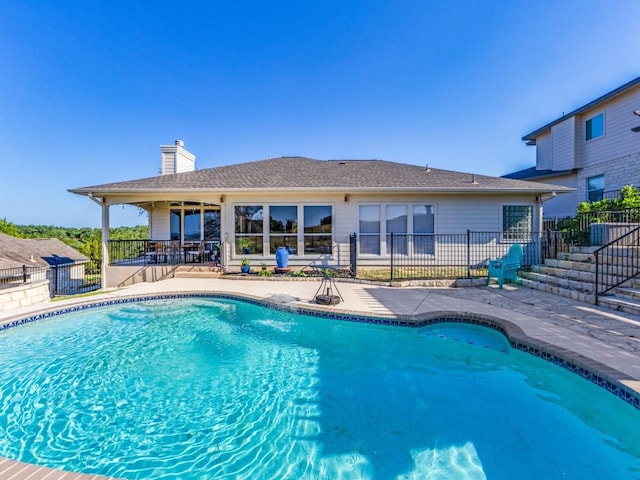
[{"xmin": 0, "ymin": 281, "xmax": 51, "ymax": 312}]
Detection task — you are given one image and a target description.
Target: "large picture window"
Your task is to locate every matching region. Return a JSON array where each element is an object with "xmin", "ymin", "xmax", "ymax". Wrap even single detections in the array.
[
  {"xmin": 269, "ymin": 205, "xmax": 297, "ymax": 254},
  {"xmin": 304, "ymin": 205, "xmax": 332, "ymax": 255},
  {"xmin": 359, "ymin": 205, "xmax": 381, "ymax": 255},
  {"xmin": 503, "ymin": 205, "xmax": 532, "ymax": 241},
  {"xmin": 235, "ymin": 206, "xmax": 264, "ymax": 254},
  {"xmin": 170, "ymin": 203, "xmax": 220, "ymax": 244},
  {"xmin": 413, "ymin": 205, "xmax": 435, "ymax": 255},
  {"xmin": 386, "ymin": 205, "xmax": 407, "ymax": 254}
]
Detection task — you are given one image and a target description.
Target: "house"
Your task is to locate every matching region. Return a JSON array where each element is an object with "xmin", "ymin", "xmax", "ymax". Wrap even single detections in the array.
[
  {"xmin": 0, "ymin": 233, "xmax": 90, "ymax": 293},
  {"xmin": 69, "ymin": 141, "xmax": 571, "ymax": 287},
  {"xmin": 504, "ymin": 76, "xmax": 640, "ymax": 219}
]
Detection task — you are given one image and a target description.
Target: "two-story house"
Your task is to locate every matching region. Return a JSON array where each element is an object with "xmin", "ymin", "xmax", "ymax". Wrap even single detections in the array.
[{"xmin": 505, "ymin": 76, "xmax": 640, "ymax": 219}]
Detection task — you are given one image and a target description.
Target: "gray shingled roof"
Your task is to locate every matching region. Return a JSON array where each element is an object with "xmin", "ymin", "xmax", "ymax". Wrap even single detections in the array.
[
  {"xmin": 69, "ymin": 157, "xmax": 572, "ymax": 195},
  {"xmin": 0, "ymin": 233, "xmax": 89, "ymax": 267},
  {"xmin": 503, "ymin": 167, "xmax": 575, "ymax": 181}
]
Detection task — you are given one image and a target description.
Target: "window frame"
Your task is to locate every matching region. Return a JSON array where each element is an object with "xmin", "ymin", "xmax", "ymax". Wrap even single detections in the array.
[
  {"xmin": 586, "ymin": 174, "xmax": 605, "ymax": 202},
  {"xmin": 501, "ymin": 204, "xmax": 533, "ymax": 242},
  {"xmin": 585, "ymin": 112, "xmax": 605, "ymax": 142},
  {"xmin": 358, "ymin": 203, "xmax": 436, "ymax": 257}
]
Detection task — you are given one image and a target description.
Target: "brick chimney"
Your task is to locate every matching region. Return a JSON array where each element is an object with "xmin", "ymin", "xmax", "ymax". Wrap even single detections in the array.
[{"xmin": 160, "ymin": 140, "xmax": 195, "ymax": 175}]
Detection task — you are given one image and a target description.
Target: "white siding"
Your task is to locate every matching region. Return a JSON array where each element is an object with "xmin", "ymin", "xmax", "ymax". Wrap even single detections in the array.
[
  {"xmin": 150, "ymin": 204, "xmax": 171, "ymax": 239},
  {"xmin": 536, "ymin": 132, "xmax": 552, "ymax": 170},
  {"xmin": 531, "ymin": 174, "xmax": 578, "ymax": 219},
  {"xmin": 550, "ymin": 117, "xmax": 576, "ymax": 170},
  {"xmin": 581, "ymin": 88, "xmax": 640, "ymax": 168}
]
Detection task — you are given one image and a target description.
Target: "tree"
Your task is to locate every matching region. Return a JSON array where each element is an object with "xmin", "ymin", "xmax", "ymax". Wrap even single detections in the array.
[{"xmin": 0, "ymin": 218, "xmax": 21, "ymax": 237}]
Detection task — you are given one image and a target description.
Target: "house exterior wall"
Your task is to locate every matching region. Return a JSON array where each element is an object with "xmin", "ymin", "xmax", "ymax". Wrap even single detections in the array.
[
  {"xmin": 145, "ymin": 192, "xmax": 540, "ymax": 268},
  {"xmin": 530, "ymin": 174, "xmax": 578, "ymax": 219},
  {"xmin": 530, "ymin": 84, "xmax": 640, "ymax": 206},
  {"xmin": 536, "ymin": 132, "xmax": 552, "ymax": 170},
  {"xmin": 550, "ymin": 117, "xmax": 577, "ymax": 170}
]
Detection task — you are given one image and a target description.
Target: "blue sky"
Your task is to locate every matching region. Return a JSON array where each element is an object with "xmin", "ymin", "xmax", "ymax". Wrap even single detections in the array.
[{"xmin": 1, "ymin": 1, "xmax": 639, "ymax": 228}]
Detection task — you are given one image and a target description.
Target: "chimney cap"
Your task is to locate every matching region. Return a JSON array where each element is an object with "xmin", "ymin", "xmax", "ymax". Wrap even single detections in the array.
[{"xmin": 175, "ymin": 140, "xmax": 184, "ymax": 146}]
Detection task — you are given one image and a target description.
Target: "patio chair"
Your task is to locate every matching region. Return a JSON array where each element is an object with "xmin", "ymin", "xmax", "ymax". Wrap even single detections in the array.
[
  {"xmin": 185, "ymin": 241, "xmax": 210, "ymax": 263},
  {"xmin": 487, "ymin": 243, "xmax": 523, "ymax": 288}
]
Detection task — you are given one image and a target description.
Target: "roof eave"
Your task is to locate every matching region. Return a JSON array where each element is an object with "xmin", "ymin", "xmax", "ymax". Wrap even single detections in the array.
[{"xmin": 522, "ymin": 75, "xmax": 640, "ymax": 141}]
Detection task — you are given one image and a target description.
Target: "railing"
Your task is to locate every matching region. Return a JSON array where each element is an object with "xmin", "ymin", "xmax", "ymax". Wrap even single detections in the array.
[
  {"xmin": 594, "ymin": 226, "xmax": 640, "ymax": 305},
  {"xmin": 109, "ymin": 240, "xmax": 221, "ymax": 266},
  {"xmin": 387, "ymin": 231, "xmax": 551, "ymax": 281},
  {"xmin": 0, "ymin": 260, "xmax": 101, "ymax": 296},
  {"xmin": 0, "ymin": 265, "xmax": 48, "ymax": 290}
]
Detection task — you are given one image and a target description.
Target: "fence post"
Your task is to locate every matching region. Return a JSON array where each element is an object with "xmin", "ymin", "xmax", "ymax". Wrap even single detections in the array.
[
  {"xmin": 466, "ymin": 230, "xmax": 471, "ymax": 278},
  {"xmin": 390, "ymin": 233, "xmax": 394, "ymax": 282},
  {"xmin": 594, "ymin": 250, "xmax": 599, "ymax": 306},
  {"xmin": 349, "ymin": 233, "xmax": 357, "ymax": 278},
  {"xmin": 22, "ymin": 265, "xmax": 27, "ymax": 283}
]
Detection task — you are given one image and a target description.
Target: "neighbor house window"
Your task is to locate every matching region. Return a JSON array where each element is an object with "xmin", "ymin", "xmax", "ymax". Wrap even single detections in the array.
[
  {"xmin": 587, "ymin": 175, "xmax": 605, "ymax": 202},
  {"xmin": 269, "ymin": 205, "xmax": 297, "ymax": 254},
  {"xmin": 170, "ymin": 209, "xmax": 181, "ymax": 241},
  {"xmin": 503, "ymin": 205, "xmax": 533, "ymax": 241},
  {"xmin": 304, "ymin": 205, "xmax": 332, "ymax": 255},
  {"xmin": 359, "ymin": 205, "xmax": 381, "ymax": 255},
  {"xmin": 585, "ymin": 113, "xmax": 604, "ymax": 141},
  {"xmin": 235, "ymin": 205, "xmax": 264, "ymax": 254}
]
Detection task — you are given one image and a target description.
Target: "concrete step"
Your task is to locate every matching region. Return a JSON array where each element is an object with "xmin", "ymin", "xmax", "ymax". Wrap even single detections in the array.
[
  {"xmin": 520, "ymin": 271, "xmax": 594, "ymax": 293},
  {"xmin": 174, "ymin": 271, "xmax": 223, "ymax": 279},
  {"xmin": 597, "ymin": 294, "xmax": 640, "ymax": 316},
  {"xmin": 555, "ymin": 252, "xmax": 595, "ymax": 263},
  {"xmin": 520, "ymin": 277, "xmax": 595, "ymax": 304},
  {"xmin": 173, "ymin": 265, "xmax": 223, "ymax": 279},
  {"xmin": 543, "ymin": 258, "xmax": 595, "ymax": 273},
  {"xmin": 611, "ymin": 286, "xmax": 640, "ymax": 302}
]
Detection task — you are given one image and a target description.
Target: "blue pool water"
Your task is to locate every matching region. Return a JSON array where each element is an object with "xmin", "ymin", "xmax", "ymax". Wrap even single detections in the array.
[{"xmin": 0, "ymin": 297, "xmax": 639, "ymax": 479}]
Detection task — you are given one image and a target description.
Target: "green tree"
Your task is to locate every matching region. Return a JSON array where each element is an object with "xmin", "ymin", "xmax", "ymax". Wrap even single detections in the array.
[{"xmin": 0, "ymin": 218, "xmax": 21, "ymax": 237}]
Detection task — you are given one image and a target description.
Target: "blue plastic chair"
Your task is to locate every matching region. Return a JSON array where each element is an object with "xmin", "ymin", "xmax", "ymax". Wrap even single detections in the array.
[{"xmin": 487, "ymin": 243, "xmax": 523, "ymax": 288}]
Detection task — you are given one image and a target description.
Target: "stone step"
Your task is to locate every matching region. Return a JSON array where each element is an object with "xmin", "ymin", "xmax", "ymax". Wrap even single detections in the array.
[
  {"xmin": 611, "ymin": 286, "xmax": 640, "ymax": 302},
  {"xmin": 555, "ymin": 252, "xmax": 595, "ymax": 263},
  {"xmin": 519, "ymin": 277, "xmax": 595, "ymax": 304},
  {"xmin": 543, "ymin": 258, "xmax": 595, "ymax": 273},
  {"xmin": 532, "ymin": 265, "xmax": 595, "ymax": 282},
  {"xmin": 597, "ymin": 294, "xmax": 640, "ymax": 317},
  {"xmin": 520, "ymin": 271, "xmax": 594, "ymax": 293}
]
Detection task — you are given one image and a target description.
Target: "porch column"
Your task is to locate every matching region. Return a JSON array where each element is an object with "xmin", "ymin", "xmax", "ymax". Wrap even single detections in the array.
[{"xmin": 101, "ymin": 199, "xmax": 110, "ymax": 289}]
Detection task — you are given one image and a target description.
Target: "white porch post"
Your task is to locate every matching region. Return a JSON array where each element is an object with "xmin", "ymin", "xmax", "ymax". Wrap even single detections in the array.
[{"xmin": 101, "ymin": 199, "xmax": 110, "ymax": 289}]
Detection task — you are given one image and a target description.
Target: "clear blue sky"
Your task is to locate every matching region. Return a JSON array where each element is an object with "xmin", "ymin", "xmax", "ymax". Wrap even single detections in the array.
[{"xmin": 1, "ymin": 1, "xmax": 639, "ymax": 228}]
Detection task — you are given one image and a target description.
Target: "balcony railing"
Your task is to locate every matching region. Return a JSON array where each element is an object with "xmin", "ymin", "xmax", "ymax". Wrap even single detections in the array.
[{"xmin": 109, "ymin": 240, "xmax": 220, "ymax": 266}]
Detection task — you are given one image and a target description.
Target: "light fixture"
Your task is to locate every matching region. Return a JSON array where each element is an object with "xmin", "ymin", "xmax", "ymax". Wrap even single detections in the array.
[
  {"xmin": 220, "ymin": 195, "xmax": 225, "ymax": 203},
  {"xmin": 344, "ymin": 194, "xmax": 349, "ymax": 202}
]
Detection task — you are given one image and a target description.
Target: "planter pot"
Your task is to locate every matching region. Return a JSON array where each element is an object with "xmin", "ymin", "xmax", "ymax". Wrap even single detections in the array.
[
  {"xmin": 241, "ymin": 265, "xmax": 250, "ymax": 274},
  {"xmin": 275, "ymin": 247, "xmax": 290, "ymax": 268}
]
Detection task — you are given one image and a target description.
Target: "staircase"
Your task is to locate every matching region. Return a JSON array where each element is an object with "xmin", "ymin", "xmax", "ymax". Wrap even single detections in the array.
[{"xmin": 519, "ymin": 247, "xmax": 640, "ymax": 316}]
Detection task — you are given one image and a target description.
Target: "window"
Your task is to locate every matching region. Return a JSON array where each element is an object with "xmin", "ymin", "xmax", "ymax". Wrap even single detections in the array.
[
  {"xmin": 235, "ymin": 206, "xmax": 264, "ymax": 254},
  {"xmin": 170, "ymin": 204, "xmax": 221, "ymax": 243},
  {"xmin": 269, "ymin": 205, "xmax": 297, "ymax": 254},
  {"xmin": 413, "ymin": 205, "xmax": 435, "ymax": 255},
  {"xmin": 503, "ymin": 205, "xmax": 533, "ymax": 241},
  {"xmin": 585, "ymin": 113, "xmax": 604, "ymax": 141},
  {"xmin": 304, "ymin": 205, "xmax": 332, "ymax": 255},
  {"xmin": 587, "ymin": 175, "xmax": 605, "ymax": 202},
  {"xmin": 386, "ymin": 205, "xmax": 407, "ymax": 254},
  {"xmin": 359, "ymin": 205, "xmax": 381, "ymax": 255}
]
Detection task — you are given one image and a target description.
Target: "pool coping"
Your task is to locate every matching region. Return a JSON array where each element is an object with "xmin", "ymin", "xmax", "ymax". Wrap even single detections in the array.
[{"xmin": 0, "ymin": 289, "xmax": 639, "ymax": 480}]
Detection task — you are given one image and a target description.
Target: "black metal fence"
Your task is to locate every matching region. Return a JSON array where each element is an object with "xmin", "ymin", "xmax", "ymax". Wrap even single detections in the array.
[
  {"xmin": 385, "ymin": 231, "xmax": 551, "ymax": 281},
  {"xmin": 0, "ymin": 260, "xmax": 101, "ymax": 297},
  {"xmin": 594, "ymin": 226, "xmax": 640, "ymax": 304}
]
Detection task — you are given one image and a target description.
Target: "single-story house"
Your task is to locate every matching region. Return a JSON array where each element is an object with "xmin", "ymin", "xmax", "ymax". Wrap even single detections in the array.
[
  {"xmin": 69, "ymin": 141, "xmax": 572, "ymax": 287},
  {"xmin": 0, "ymin": 233, "xmax": 91, "ymax": 294}
]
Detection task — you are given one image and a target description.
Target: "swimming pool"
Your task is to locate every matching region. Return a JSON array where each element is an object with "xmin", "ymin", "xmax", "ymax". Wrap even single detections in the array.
[{"xmin": 0, "ymin": 296, "xmax": 639, "ymax": 479}]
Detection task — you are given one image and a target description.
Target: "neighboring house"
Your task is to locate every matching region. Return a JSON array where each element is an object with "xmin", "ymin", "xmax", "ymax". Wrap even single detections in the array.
[
  {"xmin": 69, "ymin": 141, "xmax": 571, "ymax": 286},
  {"xmin": 504, "ymin": 76, "xmax": 640, "ymax": 219},
  {"xmin": 0, "ymin": 233, "xmax": 90, "ymax": 293}
]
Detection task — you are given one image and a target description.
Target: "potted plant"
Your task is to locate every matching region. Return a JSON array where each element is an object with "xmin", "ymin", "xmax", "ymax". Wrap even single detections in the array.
[{"xmin": 240, "ymin": 257, "xmax": 250, "ymax": 274}]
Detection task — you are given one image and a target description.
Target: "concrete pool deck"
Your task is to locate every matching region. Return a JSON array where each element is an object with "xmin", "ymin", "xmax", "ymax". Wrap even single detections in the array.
[{"xmin": 0, "ymin": 277, "xmax": 639, "ymax": 479}]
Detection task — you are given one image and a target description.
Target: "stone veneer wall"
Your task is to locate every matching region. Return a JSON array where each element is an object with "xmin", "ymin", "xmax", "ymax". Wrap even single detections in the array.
[
  {"xmin": 0, "ymin": 281, "xmax": 51, "ymax": 312},
  {"xmin": 577, "ymin": 152, "xmax": 640, "ymax": 201}
]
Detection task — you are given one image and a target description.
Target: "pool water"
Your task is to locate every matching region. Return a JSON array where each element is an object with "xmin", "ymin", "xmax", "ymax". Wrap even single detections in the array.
[{"xmin": 0, "ymin": 297, "xmax": 638, "ymax": 479}]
